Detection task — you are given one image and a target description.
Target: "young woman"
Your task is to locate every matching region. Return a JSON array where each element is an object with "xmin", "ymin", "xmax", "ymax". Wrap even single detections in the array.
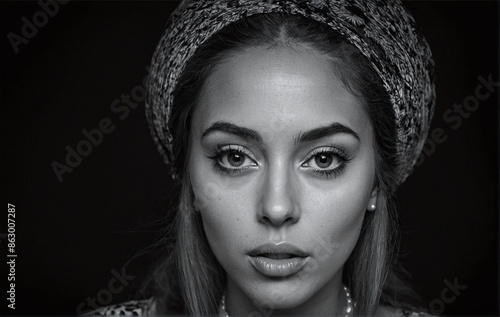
[{"xmin": 91, "ymin": 0, "xmax": 435, "ymax": 316}]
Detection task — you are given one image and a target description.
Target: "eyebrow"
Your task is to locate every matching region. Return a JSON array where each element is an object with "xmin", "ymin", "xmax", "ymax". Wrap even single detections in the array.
[
  {"xmin": 201, "ymin": 121, "xmax": 360, "ymax": 143},
  {"xmin": 202, "ymin": 121, "xmax": 262, "ymax": 142},
  {"xmin": 294, "ymin": 122, "xmax": 360, "ymax": 143}
]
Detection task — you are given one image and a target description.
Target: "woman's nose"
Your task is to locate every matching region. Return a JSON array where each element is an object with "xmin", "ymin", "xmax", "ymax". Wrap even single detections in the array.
[{"xmin": 258, "ymin": 162, "xmax": 300, "ymax": 226}]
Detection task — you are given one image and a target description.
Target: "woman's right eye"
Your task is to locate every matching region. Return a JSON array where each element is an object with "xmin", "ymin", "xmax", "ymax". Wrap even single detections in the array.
[
  {"xmin": 209, "ymin": 145, "xmax": 258, "ymax": 174},
  {"xmin": 219, "ymin": 150, "xmax": 255, "ymax": 168}
]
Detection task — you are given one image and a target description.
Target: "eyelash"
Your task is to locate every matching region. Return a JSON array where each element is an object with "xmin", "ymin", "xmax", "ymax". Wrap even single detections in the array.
[
  {"xmin": 302, "ymin": 147, "xmax": 353, "ymax": 178},
  {"xmin": 207, "ymin": 145, "xmax": 257, "ymax": 175}
]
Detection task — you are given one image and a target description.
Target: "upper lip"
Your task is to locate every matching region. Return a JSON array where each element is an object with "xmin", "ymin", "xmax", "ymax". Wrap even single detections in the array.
[{"xmin": 248, "ymin": 243, "xmax": 308, "ymax": 258}]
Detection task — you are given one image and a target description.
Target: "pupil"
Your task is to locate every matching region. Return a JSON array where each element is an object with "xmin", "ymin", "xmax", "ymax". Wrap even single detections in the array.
[
  {"xmin": 315, "ymin": 154, "xmax": 333, "ymax": 168},
  {"xmin": 228, "ymin": 152, "xmax": 244, "ymax": 167}
]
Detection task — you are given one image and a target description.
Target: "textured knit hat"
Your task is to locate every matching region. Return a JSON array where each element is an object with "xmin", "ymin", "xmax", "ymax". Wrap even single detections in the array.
[{"xmin": 146, "ymin": 0, "xmax": 436, "ymax": 188}]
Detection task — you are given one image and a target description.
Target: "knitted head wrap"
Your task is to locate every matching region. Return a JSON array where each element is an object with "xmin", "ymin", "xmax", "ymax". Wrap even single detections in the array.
[{"xmin": 146, "ymin": 0, "xmax": 435, "ymax": 187}]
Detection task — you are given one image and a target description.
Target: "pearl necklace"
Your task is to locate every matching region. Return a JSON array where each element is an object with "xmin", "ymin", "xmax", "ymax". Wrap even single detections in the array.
[{"xmin": 220, "ymin": 285, "xmax": 354, "ymax": 317}]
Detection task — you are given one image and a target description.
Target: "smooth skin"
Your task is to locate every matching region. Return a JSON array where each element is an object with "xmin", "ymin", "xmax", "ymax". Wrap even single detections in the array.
[{"xmin": 188, "ymin": 44, "xmax": 379, "ymax": 316}]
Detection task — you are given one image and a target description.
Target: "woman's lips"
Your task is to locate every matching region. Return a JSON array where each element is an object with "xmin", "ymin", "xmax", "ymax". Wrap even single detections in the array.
[{"xmin": 248, "ymin": 243, "xmax": 309, "ymax": 277}]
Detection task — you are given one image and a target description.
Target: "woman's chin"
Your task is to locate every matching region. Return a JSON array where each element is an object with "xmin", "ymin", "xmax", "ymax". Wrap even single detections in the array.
[
  {"xmin": 228, "ymin": 262, "xmax": 341, "ymax": 312},
  {"xmin": 242, "ymin": 283, "xmax": 314, "ymax": 310}
]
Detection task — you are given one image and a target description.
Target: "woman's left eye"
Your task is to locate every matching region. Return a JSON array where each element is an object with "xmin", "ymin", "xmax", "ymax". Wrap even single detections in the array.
[
  {"xmin": 301, "ymin": 147, "xmax": 351, "ymax": 177},
  {"xmin": 312, "ymin": 153, "xmax": 337, "ymax": 169},
  {"xmin": 303, "ymin": 152, "xmax": 341, "ymax": 170}
]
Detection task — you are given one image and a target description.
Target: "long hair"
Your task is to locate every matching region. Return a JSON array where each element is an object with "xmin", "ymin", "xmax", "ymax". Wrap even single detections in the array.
[{"xmin": 148, "ymin": 13, "xmax": 421, "ymax": 316}]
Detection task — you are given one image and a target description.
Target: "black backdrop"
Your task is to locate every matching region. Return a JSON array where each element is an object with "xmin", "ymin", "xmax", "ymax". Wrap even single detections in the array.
[{"xmin": 1, "ymin": 1, "xmax": 498, "ymax": 316}]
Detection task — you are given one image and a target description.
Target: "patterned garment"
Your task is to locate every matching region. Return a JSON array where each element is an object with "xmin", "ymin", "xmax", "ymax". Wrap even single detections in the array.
[
  {"xmin": 146, "ymin": 0, "xmax": 436, "ymax": 190},
  {"xmin": 85, "ymin": 299, "xmax": 156, "ymax": 316},
  {"xmin": 87, "ymin": 299, "xmax": 432, "ymax": 316}
]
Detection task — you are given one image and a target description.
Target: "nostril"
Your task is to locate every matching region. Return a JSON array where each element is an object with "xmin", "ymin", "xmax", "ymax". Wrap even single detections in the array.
[{"xmin": 260, "ymin": 210, "xmax": 297, "ymax": 227}]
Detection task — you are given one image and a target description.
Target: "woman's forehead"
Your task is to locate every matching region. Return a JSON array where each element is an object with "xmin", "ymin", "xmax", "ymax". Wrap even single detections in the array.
[{"xmin": 195, "ymin": 46, "xmax": 371, "ymax": 140}]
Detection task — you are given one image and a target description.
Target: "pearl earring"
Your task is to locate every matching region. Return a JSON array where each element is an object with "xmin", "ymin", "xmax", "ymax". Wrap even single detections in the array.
[{"xmin": 368, "ymin": 204, "xmax": 376, "ymax": 211}]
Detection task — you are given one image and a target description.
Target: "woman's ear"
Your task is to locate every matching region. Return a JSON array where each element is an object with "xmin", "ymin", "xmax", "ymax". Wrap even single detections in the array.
[{"xmin": 367, "ymin": 186, "xmax": 378, "ymax": 211}]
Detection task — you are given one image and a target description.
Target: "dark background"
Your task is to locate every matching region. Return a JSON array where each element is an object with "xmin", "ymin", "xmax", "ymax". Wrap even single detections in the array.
[{"xmin": 1, "ymin": 1, "xmax": 498, "ymax": 316}]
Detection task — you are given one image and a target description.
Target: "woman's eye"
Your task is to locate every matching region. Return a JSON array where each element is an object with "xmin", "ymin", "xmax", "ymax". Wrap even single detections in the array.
[
  {"xmin": 215, "ymin": 147, "xmax": 258, "ymax": 171},
  {"xmin": 306, "ymin": 153, "xmax": 341, "ymax": 169},
  {"xmin": 300, "ymin": 147, "xmax": 352, "ymax": 178},
  {"xmin": 221, "ymin": 151, "xmax": 248, "ymax": 167},
  {"xmin": 314, "ymin": 154, "xmax": 335, "ymax": 168}
]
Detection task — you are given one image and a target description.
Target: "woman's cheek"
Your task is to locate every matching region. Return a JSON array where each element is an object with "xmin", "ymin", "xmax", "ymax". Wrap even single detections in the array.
[
  {"xmin": 303, "ymin": 186, "xmax": 367, "ymax": 255},
  {"xmin": 198, "ymin": 187, "xmax": 249, "ymax": 245}
]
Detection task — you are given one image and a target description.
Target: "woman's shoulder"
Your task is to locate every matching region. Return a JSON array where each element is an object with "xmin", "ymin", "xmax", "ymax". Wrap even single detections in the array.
[
  {"xmin": 85, "ymin": 298, "xmax": 156, "ymax": 316},
  {"xmin": 377, "ymin": 305, "xmax": 434, "ymax": 317}
]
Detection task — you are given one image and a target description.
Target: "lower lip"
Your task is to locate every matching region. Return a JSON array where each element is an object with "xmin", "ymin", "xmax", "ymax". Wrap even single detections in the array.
[{"xmin": 249, "ymin": 256, "xmax": 308, "ymax": 277}]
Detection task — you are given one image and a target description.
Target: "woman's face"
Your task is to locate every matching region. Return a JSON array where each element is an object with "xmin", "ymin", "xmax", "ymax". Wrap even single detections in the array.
[{"xmin": 188, "ymin": 45, "xmax": 378, "ymax": 315}]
